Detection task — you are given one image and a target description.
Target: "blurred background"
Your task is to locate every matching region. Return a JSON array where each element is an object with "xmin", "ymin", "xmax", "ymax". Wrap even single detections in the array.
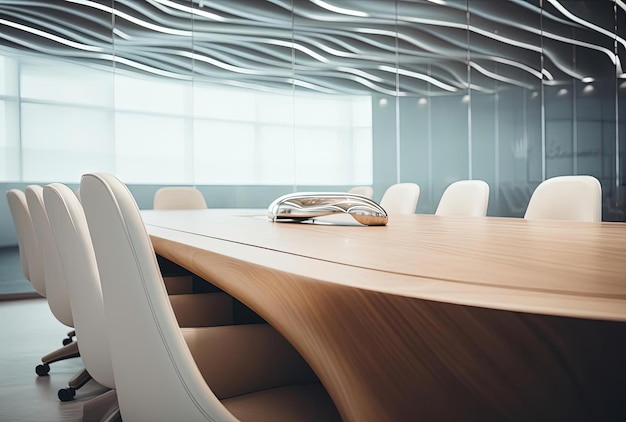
[{"xmin": 0, "ymin": 0, "xmax": 625, "ymax": 244}]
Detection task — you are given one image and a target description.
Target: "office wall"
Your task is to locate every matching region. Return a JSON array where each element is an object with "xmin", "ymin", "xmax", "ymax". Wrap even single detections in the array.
[{"xmin": 373, "ymin": 79, "xmax": 626, "ymax": 218}]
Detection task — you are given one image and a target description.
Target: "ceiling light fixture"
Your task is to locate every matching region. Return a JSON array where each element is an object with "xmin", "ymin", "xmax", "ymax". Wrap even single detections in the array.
[{"xmin": 309, "ymin": 0, "xmax": 369, "ymax": 17}]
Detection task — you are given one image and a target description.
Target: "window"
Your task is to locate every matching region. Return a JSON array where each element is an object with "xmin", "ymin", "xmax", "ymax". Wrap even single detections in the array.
[{"xmin": 0, "ymin": 53, "xmax": 373, "ymax": 185}]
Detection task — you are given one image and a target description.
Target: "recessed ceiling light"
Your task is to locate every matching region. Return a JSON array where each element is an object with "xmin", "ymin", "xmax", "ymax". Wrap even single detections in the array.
[{"xmin": 582, "ymin": 85, "xmax": 594, "ymax": 94}]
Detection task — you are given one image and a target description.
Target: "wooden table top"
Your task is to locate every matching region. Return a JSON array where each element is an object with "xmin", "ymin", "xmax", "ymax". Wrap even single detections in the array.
[{"xmin": 142, "ymin": 209, "xmax": 626, "ymax": 322}]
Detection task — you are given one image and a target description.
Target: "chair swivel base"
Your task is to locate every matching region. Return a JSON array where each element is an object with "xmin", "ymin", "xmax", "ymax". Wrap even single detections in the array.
[{"xmin": 35, "ymin": 341, "xmax": 80, "ymax": 376}]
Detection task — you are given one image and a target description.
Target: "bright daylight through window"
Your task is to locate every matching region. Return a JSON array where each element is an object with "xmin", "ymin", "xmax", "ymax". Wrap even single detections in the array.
[{"xmin": 0, "ymin": 54, "xmax": 373, "ymax": 186}]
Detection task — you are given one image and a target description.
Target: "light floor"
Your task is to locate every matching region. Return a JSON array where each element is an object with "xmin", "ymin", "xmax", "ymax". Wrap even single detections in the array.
[{"xmin": 0, "ymin": 298, "xmax": 109, "ymax": 422}]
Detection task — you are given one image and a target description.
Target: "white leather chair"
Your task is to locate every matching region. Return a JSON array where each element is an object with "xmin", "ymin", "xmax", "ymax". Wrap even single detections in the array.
[
  {"xmin": 7, "ymin": 190, "xmax": 78, "ymax": 358},
  {"xmin": 6, "ymin": 189, "xmax": 44, "ymax": 296},
  {"xmin": 435, "ymin": 180, "xmax": 490, "ymax": 217},
  {"xmin": 25, "ymin": 185, "xmax": 74, "ymax": 331},
  {"xmin": 379, "ymin": 183, "xmax": 420, "ymax": 215},
  {"xmin": 25, "ymin": 185, "xmax": 89, "ymax": 394},
  {"xmin": 7, "ymin": 189, "xmax": 77, "ymax": 365},
  {"xmin": 153, "ymin": 186, "xmax": 208, "ymax": 210},
  {"xmin": 80, "ymin": 172, "xmax": 340, "ymax": 422},
  {"xmin": 9, "ymin": 187, "xmax": 78, "ymax": 356},
  {"xmin": 43, "ymin": 183, "xmax": 244, "ymax": 413},
  {"xmin": 348, "ymin": 186, "xmax": 374, "ymax": 199},
  {"xmin": 524, "ymin": 175, "xmax": 602, "ymax": 222},
  {"xmin": 43, "ymin": 183, "xmax": 116, "ymax": 410}
]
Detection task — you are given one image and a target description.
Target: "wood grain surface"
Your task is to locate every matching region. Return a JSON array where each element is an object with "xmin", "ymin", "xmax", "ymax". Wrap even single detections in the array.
[
  {"xmin": 143, "ymin": 210, "xmax": 626, "ymax": 320},
  {"xmin": 144, "ymin": 210, "xmax": 626, "ymax": 421}
]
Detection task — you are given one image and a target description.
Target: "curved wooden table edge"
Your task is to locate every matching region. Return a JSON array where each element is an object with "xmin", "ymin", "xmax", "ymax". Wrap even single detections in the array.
[{"xmin": 148, "ymin": 228, "xmax": 626, "ymax": 323}]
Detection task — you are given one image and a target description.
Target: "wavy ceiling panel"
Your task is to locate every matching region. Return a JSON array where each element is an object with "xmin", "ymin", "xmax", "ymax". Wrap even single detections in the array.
[{"xmin": 0, "ymin": 0, "xmax": 624, "ymax": 95}]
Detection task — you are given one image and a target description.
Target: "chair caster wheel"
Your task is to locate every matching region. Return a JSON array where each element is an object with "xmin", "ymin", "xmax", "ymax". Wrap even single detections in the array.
[
  {"xmin": 58, "ymin": 387, "xmax": 76, "ymax": 402},
  {"xmin": 35, "ymin": 363, "xmax": 50, "ymax": 376},
  {"xmin": 62, "ymin": 337, "xmax": 73, "ymax": 346}
]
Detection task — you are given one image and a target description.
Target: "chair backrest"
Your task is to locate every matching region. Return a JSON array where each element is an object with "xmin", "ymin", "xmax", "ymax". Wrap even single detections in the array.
[
  {"xmin": 25, "ymin": 185, "xmax": 73, "ymax": 327},
  {"xmin": 435, "ymin": 180, "xmax": 490, "ymax": 217},
  {"xmin": 379, "ymin": 183, "xmax": 420, "ymax": 215},
  {"xmin": 80, "ymin": 173, "xmax": 235, "ymax": 422},
  {"xmin": 524, "ymin": 175, "xmax": 602, "ymax": 222},
  {"xmin": 44, "ymin": 183, "xmax": 115, "ymax": 389},
  {"xmin": 153, "ymin": 187, "xmax": 207, "ymax": 210},
  {"xmin": 6, "ymin": 189, "xmax": 47, "ymax": 296},
  {"xmin": 348, "ymin": 186, "xmax": 374, "ymax": 199},
  {"xmin": 6, "ymin": 189, "xmax": 34, "ymax": 285}
]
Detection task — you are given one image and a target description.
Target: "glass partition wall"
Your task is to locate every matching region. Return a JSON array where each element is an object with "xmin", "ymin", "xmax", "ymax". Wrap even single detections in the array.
[{"xmin": 0, "ymin": 0, "xmax": 624, "ymax": 220}]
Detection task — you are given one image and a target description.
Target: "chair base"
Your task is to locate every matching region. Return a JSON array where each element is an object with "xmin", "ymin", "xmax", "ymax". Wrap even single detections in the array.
[{"xmin": 36, "ymin": 341, "xmax": 80, "ymax": 375}]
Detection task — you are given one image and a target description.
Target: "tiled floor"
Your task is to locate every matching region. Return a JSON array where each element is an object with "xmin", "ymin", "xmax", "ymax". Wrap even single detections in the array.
[{"xmin": 0, "ymin": 298, "xmax": 110, "ymax": 422}]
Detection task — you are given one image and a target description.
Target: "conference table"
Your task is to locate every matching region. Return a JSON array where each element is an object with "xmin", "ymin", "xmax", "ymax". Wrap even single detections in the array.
[{"xmin": 142, "ymin": 209, "xmax": 626, "ymax": 421}]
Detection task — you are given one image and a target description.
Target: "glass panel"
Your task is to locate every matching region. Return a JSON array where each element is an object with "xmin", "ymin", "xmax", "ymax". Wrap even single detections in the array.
[
  {"xmin": 545, "ymin": 94, "xmax": 574, "ymax": 179},
  {"xmin": 115, "ymin": 113, "xmax": 189, "ymax": 184},
  {"xmin": 257, "ymin": 125, "xmax": 296, "ymax": 185},
  {"xmin": 430, "ymin": 95, "xmax": 469, "ymax": 207},
  {"xmin": 21, "ymin": 103, "xmax": 114, "ymax": 182},
  {"xmin": 115, "ymin": 73, "xmax": 191, "ymax": 115},
  {"xmin": 496, "ymin": 88, "xmax": 540, "ymax": 217},
  {"xmin": 256, "ymin": 94, "xmax": 295, "ymax": 125},
  {"xmin": 193, "ymin": 120, "xmax": 256, "ymax": 185},
  {"xmin": 469, "ymin": 0, "xmax": 542, "ymax": 217},
  {"xmin": 619, "ymin": 3, "xmax": 626, "ymax": 222},
  {"xmin": 353, "ymin": 127, "xmax": 374, "ymax": 184},
  {"xmin": 194, "ymin": 85, "xmax": 256, "ymax": 121},
  {"xmin": 396, "ymin": 0, "xmax": 471, "ymax": 212},
  {"xmin": 372, "ymin": 96, "xmax": 399, "ymax": 201},
  {"xmin": 294, "ymin": 127, "xmax": 348, "ymax": 185},
  {"xmin": 541, "ymin": 0, "xmax": 620, "ymax": 220},
  {"xmin": 0, "ymin": 55, "xmax": 18, "ymax": 96},
  {"xmin": 0, "ymin": 100, "xmax": 20, "ymax": 180},
  {"xmin": 20, "ymin": 60, "xmax": 113, "ymax": 107},
  {"xmin": 113, "ymin": 0, "xmax": 194, "ymax": 185},
  {"xmin": 0, "ymin": 55, "xmax": 19, "ymax": 180},
  {"xmin": 292, "ymin": 0, "xmax": 375, "ymax": 192},
  {"xmin": 294, "ymin": 94, "xmax": 373, "ymax": 185},
  {"xmin": 0, "ymin": 0, "xmax": 115, "ymax": 183},
  {"xmin": 190, "ymin": 0, "xmax": 294, "ymax": 202}
]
